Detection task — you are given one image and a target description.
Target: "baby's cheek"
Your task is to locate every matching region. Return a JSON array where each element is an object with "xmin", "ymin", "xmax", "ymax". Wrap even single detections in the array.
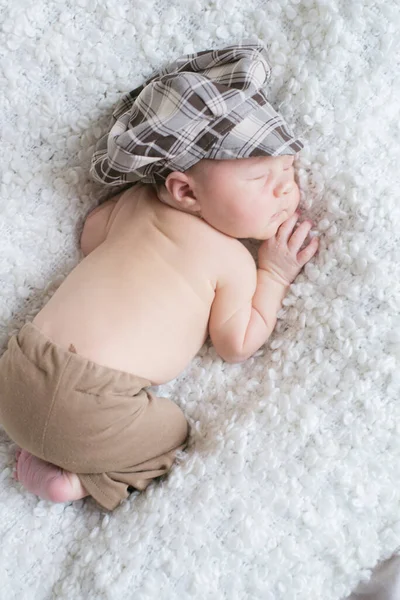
[{"xmin": 233, "ymin": 199, "xmax": 257, "ymax": 224}]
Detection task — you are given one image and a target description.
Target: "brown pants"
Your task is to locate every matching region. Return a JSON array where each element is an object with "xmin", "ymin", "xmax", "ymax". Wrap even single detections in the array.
[{"xmin": 0, "ymin": 323, "xmax": 189, "ymax": 510}]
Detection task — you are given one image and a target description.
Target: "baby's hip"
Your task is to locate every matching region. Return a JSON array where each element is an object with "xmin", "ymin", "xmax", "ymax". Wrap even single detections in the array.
[{"xmin": 0, "ymin": 323, "xmax": 154, "ymax": 470}]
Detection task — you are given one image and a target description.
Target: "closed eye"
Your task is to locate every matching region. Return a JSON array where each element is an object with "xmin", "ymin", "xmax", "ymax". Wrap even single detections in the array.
[{"xmin": 251, "ymin": 171, "xmax": 271, "ymax": 181}]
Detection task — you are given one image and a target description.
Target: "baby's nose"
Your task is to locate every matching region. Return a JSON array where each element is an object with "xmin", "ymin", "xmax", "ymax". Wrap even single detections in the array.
[{"xmin": 274, "ymin": 181, "xmax": 293, "ymax": 197}]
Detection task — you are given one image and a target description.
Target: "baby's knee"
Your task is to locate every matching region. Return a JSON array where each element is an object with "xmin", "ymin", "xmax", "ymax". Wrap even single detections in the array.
[{"xmin": 153, "ymin": 394, "xmax": 189, "ymax": 447}]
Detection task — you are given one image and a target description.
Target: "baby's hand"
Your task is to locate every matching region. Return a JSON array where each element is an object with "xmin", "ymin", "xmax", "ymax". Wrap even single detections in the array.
[{"xmin": 258, "ymin": 212, "xmax": 319, "ymax": 285}]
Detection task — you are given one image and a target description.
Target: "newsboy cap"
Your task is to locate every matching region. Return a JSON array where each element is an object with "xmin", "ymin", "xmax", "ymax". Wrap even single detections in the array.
[{"xmin": 90, "ymin": 39, "xmax": 304, "ymax": 186}]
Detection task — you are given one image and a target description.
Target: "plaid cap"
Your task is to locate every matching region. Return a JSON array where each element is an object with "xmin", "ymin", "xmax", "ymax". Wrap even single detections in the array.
[{"xmin": 90, "ymin": 39, "xmax": 304, "ymax": 186}]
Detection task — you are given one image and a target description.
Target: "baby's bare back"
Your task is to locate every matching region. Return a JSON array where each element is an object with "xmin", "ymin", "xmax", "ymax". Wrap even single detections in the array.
[{"xmin": 34, "ymin": 186, "xmax": 239, "ymax": 384}]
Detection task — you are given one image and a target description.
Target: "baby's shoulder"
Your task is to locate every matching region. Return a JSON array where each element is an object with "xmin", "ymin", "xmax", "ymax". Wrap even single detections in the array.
[{"xmin": 195, "ymin": 222, "xmax": 256, "ymax": 279}]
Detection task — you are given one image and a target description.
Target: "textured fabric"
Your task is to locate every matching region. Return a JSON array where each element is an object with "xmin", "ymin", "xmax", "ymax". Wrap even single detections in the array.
[
  {"xmin": 0, "ymin": 323, "xmax": 189, "ymax": 510},
  {"xmin": 90, "ymin": 39, "xmax": 304, "ymax": 186},
  {"xmin": 1, "ymin": 0, "xmax": 400, "ymax": 598}
]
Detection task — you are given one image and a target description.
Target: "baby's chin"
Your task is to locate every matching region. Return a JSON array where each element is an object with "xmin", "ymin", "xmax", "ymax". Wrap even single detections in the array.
[
  {"xmin": 252, "ymin": 215, "xmax": 288, "ymax": 240},
  {"xmin": 250, "ymin": 227, "xmax": 279, "ymax": 241}
]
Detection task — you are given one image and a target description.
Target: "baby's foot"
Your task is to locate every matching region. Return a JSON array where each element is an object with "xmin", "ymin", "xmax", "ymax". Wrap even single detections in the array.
[{"xmin": 14, "ymin": 448, "xmax": 89, "ymax": 503}]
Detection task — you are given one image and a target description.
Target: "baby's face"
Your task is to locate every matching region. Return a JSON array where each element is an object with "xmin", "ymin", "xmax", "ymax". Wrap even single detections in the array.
[{"xmin": 189, "ymin": 155, "xmax": 300, "ymax": 239}]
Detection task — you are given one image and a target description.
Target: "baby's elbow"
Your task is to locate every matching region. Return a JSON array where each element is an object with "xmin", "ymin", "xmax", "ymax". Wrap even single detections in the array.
[
  {"xmin": 224, "ymin": 355, "xmax": 249, "ymax": 365},
  {"xmin": 218, "ymin": 346, "xmax": 252, "ymax": 364},
  {"xmin": 211, "ymin": 331, "xmax": 253, "ymax": 364}
]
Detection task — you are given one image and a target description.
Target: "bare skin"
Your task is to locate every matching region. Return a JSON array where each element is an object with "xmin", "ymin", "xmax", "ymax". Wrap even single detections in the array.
[
  {"xmin": 14, "ymin": 448, "xmax": 87, "ymax": 502},
  {"xmin": 14, "ymin": 154, "xmax": 319, "ymax": 504}
]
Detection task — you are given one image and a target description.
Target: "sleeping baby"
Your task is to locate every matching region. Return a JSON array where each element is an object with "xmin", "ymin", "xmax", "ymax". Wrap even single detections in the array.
[{"xmin": 0, "ymin": 40, "xmax": 318, "ymax": 510}]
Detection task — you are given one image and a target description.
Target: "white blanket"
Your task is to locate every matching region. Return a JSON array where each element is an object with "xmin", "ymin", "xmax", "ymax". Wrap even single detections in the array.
[{"xmin": 1, "ymin": 1, "xmax": 400, "ymax": 598}]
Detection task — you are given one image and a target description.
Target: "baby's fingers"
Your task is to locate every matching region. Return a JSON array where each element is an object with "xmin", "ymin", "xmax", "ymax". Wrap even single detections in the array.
[
  {"xmin": 288, "ymin": 220, "xmax": 313, "ymax": 253},
  {"xmin": 296, "ymin": 236, "xmax": 319, "ymax": 266},
  {"xmin": 276, "ymin": 211, "xmax": 300, "ymax": 243}
]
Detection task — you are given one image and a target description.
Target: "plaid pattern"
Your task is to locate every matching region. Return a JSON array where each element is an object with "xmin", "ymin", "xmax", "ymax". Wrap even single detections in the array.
[{"xmin": 90, "ymin": 39, "xmax": 304, "ymax": 187}]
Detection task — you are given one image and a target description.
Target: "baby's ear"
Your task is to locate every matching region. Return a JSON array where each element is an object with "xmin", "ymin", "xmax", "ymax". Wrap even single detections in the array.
[{"xmin": 165, "ymin": 171, "xmax": 201, "ymax": 214}]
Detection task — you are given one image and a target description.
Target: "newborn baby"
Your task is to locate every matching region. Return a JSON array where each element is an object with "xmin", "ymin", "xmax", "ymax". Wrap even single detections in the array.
[{"xmin": 0, "ymin": 41, "xmax": 318, "ymax": 510}]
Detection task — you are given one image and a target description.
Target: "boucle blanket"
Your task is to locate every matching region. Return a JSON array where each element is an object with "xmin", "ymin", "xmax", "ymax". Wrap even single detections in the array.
[{"xmin": 1, "ymin": 1, "xmax": 399, "ymax": 599}]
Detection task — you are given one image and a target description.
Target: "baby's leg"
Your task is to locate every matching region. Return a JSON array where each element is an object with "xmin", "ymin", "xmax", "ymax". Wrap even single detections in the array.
[{"xmin": 14, "ymin": 448, "xmax": 89, "ymax": 503}]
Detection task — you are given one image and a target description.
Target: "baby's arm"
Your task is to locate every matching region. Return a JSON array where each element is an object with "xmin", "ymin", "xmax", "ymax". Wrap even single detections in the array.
[
  {"xmin": 80, "ymin": 193, "xmax": 123, "ymax": 256},
  {"xmin": 209, "ymin": 212, "xmax": 319, "ymax": 363}
]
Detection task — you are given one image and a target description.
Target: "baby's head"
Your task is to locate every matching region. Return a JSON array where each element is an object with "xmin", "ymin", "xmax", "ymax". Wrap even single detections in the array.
[
  {"xmin": 90, "ymin": 39, "xmax": 304, "ymax": 238},
  {"xmin": 156, "ymin": 154, "xmax": 300, "ymax": 240}
]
